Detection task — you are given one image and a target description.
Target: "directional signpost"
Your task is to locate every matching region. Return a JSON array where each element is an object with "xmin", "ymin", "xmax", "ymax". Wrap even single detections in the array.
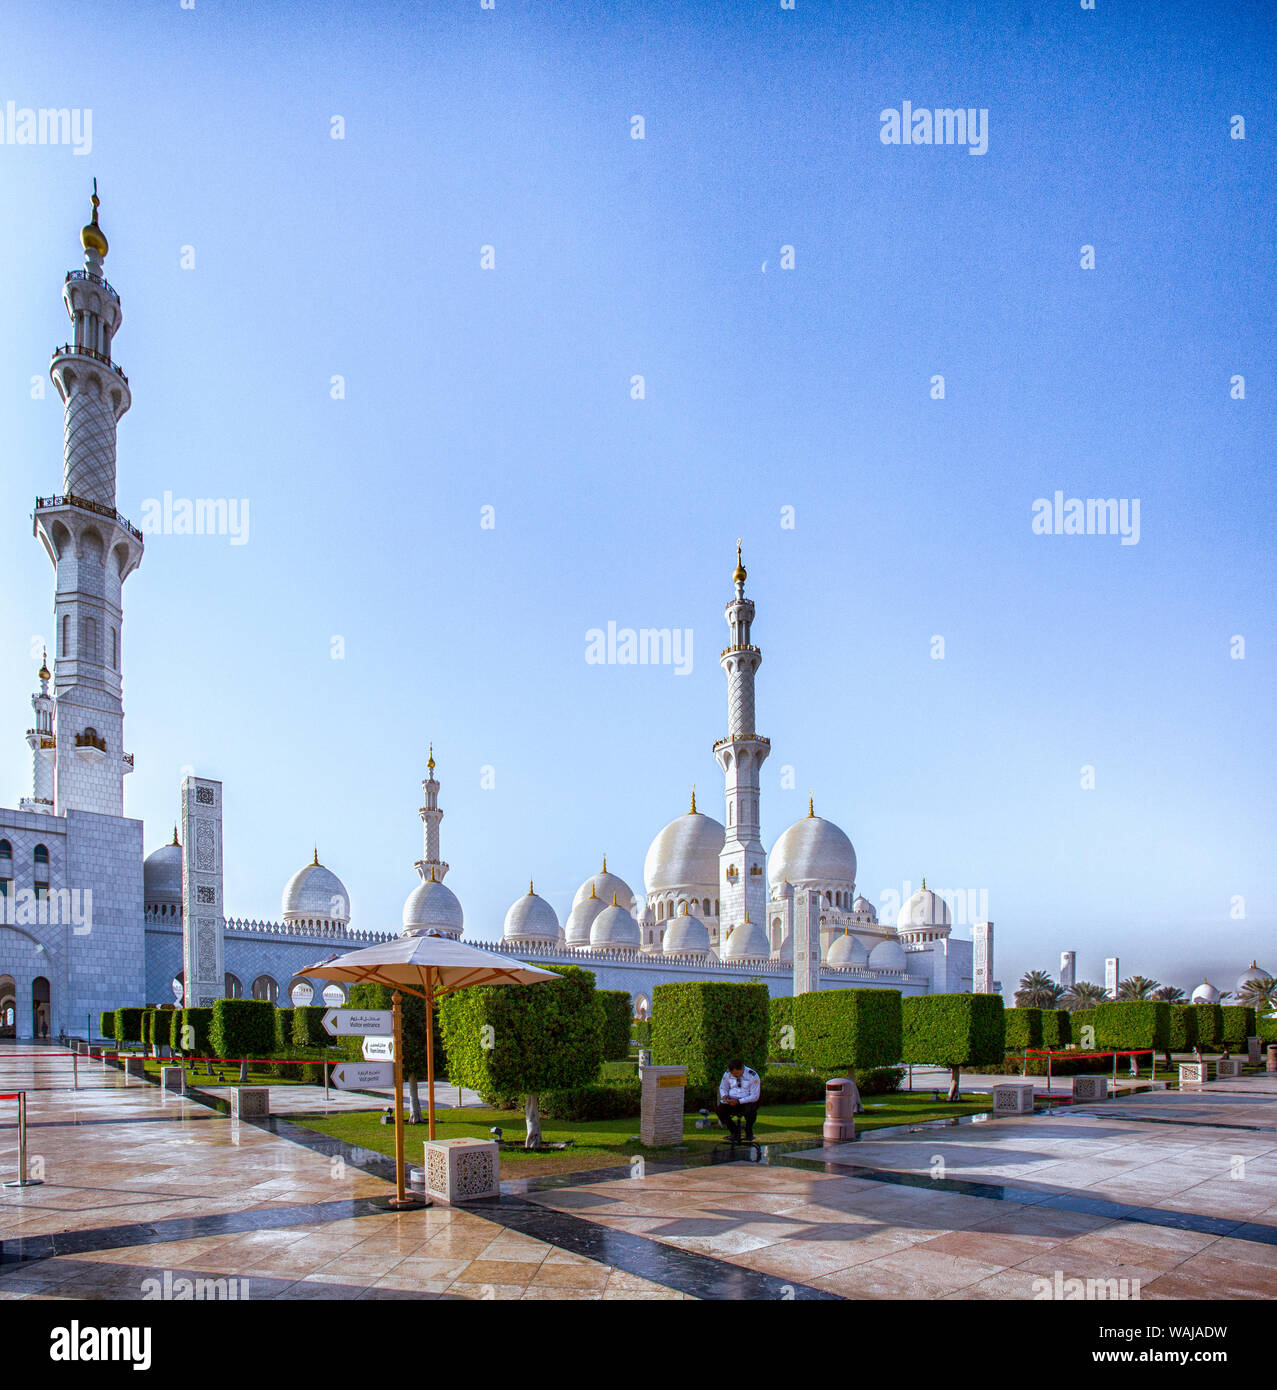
[{"xmin": 323, "ymin": 1000, "xmax": 424, "ymax": 1208}]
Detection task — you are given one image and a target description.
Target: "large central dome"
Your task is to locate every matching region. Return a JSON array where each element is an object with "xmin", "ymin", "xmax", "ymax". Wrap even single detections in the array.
[
  {"xmin": 767, "ymin": 811, "xmax": 857, "ymax": 891},
  {"xmin": 282, "ymin": 854, "xmax": 351, "ymax": 925},
  {"xmin": 644, "ymin": 805, "xmax": 725, "ymax": 895}
]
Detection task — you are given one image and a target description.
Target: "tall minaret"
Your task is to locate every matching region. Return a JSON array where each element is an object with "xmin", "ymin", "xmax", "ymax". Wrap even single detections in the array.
[
  {"xmin": 415, "ymin": 745, "xmax": 450, "ymax": 883},
  {"xmin": 714, "ymin": 541, "xmax": 769, "ymax": 934},
  {"xmin": 32, "ymin": 185, "xmax": 143, "ymax": 817},
  {"xmin": 19, "ymin": 653, "xmax": 56, "ymax": 814}
]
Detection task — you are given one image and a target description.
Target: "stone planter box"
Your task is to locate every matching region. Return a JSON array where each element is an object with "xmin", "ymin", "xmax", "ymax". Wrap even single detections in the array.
[
  {"xmin": 640, "ymin": 1065, "xmax": 686, "ymax": 1146},
  {"xmin": 1247, "ymin": 1037, "xmax": 1262, "ymax": 1066},
  {"xmin": 423, "ymin": 1138, "xmax": 499, "ymax": 1203},
  {"xmin": 161, "ymin": 1065, "xmax": 185, "ymax": 1093},
  {"xmin": 991, "ymin": 1082, "xmax": 1036, "ymax": 1115},
  {"xmin": 1216, "ymin": 1058, "xmax": 1243, "ymax": 1079},
  {"xmin": 1179, "ymin": 1063, "xmax": 1206, "ymax": 1085},
  {"xmin": 230, "ymin": 1087, "xmax": 269, "ymax": 1119},
  {"xmin": 1071, "ymin": 1075, "xmax": 1108, "ymax": 1102},
  {"xmin": 124, "ymin": 1057, "xmax": 146, "ymax": 1079}
]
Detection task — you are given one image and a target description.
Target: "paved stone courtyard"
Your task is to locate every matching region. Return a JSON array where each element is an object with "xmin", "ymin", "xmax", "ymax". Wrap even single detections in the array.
[{"xmin": 2, "ymin": 1044, "xmax": 1275, "ymax": 1301}]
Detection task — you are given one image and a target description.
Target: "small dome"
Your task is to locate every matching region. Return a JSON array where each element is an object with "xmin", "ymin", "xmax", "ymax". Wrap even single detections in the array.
[
  {"xmin": 852, "ymin": 895, "xmax": 877, "ymax": 922},
  {"xmin": 1191, "ymin": 979, "xmax": 1221, "ymax": 1004},
  {"xmin": 1236, "ymin": 961, "xmax": 1272, "ymax": 993},
  {"xmin": 590, "ymin": 898, "xmax": 641, "ymax": 948},
  {"xmin": 664, "ymin": 907, "xmax": 711, "ymax": 957},
  {"xmin": 868, "ymin": 938, "xmax": 908, "ymax": 972},
  {"xmin": 644, "ymin": 803, "xmax": 725, "ymax": 895},
  {"xmin": 827, "ymin": 932, "xmax": 870, "ymax": 968},
  {"xmin": 402, "ymin": 874, "xmax": 463, "ymax": 938},
  {"xmin": 564, "ymin": 885, "xmax": 608, "ymax": 947},
  {"xmin": 767, "ymin": 811, "xmax": 857, "ymax": 892},
  {"xmin": 572, "ymin": 863, "xmax": 636, "ymax": 916},
  {"xmin": 283, "ymin": 854, "xmax": 350, "ymax": 924},
  {"xmin": 722, "ymin": 916, "xmax": 771, "ymax": 961},
  {"xmin": 896, "ymin": 881, "xmax": 952, "ymax": 932},
  {"xmin": 503, "ymin": 883, "xmax": 560, "ymax": 942},
  {"xmin": 144, "ymin": 840, "xmax": 183, "ymax": 904}
]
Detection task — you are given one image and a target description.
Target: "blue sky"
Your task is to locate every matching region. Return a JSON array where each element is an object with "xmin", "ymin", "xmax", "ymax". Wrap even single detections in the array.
[{"xmin": 1, "ymin": 0, "xmax": 1273, "ymax": 996}]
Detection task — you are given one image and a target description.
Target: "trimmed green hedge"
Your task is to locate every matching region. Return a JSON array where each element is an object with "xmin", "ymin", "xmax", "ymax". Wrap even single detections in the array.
[
  {"xmin": 273, "ymin": 1007, "xmax": 295, "ymax": 1052},
  {"xmin": 180, "ymin": 1007, "xmax": 214, "ymax": 1057},
  {"xmin": 338, "ymin": 983, "xmax": 443, "ymax": 1081},
  {"xmin": 1093, "ymin": 1001, "xmax": 1170, "ymax": 1053},
  {"xmin": 632, "ymin": 1019, "xmax": 651, "ymax": 1049},
  {"xmin": 210, "ymin": 999, "xmax": 275, "ymax": 1060},
  {"xmin": 650, "ymin": 982, "xmax": 769, "ymax": 1089},
  {"xmin": 793, "ymin": 989, "xmax": 902, "ymax": 1072},
  {"xmin": 1004, "ymin": 1007, "xmax": 1043, "ymax": 1053},
  {"xmin": 1040, "ymin": 1009, "xmax": 1071, "ymax": 1049},
  {"xmin": 1070, "ymin": 1008, "xmax": 1097, "ymax": 1048},
  {"xmin": 266, "ymin": 1048, "xmax": 330, "ymax": 1085},
  {"xmin": 902, "ymin": 994, "xmax": 1005, "ymax": 1069},
  {"xmin": 1221, "ymin": 1005, "xmax": 1256, "ymax": 1049},
  {"xmin": 113, "ymin": 1007, "xmax": 144, "ymax": 1045},
  {"xmin": 1192, "ymin": 1004, "xmax": 1225, "ymax": 1051},
  {"xmin": 292, "ymin": 1005, "xmax": 330, "ymax": 1050},
  {"xmin": 1258, "ymin": 1015, "xmax": 1277, "ymax": 1044},
  {"xmin": 769, "ymin": 995, "xmax": 795, "ymax": 1061},
  {"xmin": 99, "ymin": 1010, "xmax": 115, "ymax": 1040},
  {"xmin": 1168, "ymin": 1004, "xmax": 1198, "ymax": 1054},
  {"xmin": 597, "ymin": 991, "xmax": 633, "ymax": 1062}
]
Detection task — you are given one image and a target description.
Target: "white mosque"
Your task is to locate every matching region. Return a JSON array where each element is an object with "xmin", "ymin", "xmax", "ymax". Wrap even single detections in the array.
[{"xmin": 3, "ymin": 191, "xmax": 987, "ymax": 1038}]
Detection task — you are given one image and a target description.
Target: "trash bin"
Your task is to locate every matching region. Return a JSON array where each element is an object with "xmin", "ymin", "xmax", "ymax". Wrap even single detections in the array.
[{"xmin": 823, "ymin": 1078, "xmax": 856, "ymax": 1143}]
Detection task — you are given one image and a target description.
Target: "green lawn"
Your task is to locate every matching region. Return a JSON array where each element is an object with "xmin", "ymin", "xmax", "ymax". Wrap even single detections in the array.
[
  {"xmin": 135, "ymin": 1057, "xmax": 331, "ymax": 1088},
  {"xmin": 292, "ymin": 1092, "xmax": 993, "ymax": 1179}
]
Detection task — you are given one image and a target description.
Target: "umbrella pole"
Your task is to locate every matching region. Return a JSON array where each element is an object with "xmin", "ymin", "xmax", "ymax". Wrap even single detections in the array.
[
  {"xmin": 388, "ymin": 991, "xmax": 420, "ymax": 1209},
  {"xmin": 425, "ymin": 970, "xmax": 437, "ymax": 1141}
]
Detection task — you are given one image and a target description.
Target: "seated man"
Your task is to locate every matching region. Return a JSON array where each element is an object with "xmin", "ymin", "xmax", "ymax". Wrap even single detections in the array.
[{"xmin": 716, "ymin": 1058, "xmax": 761, "ymax": 1142}]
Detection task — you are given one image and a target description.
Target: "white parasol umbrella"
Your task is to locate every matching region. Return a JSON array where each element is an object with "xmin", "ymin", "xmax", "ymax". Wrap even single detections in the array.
[{"xmin": 301, "ymin": 929, "xmax": 558, "ymax": 1207}]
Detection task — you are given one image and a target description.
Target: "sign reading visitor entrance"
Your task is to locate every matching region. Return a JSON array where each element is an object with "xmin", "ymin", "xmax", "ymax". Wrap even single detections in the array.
[
  {"xmin": 322, "ymin": 1008, "xmax": 392, "ymax": 1037},
  {"xmin": 330, "ymin": 1061, "xmax": 394, "ymax": 1090},
  {"xmin": 362, "ymin": 1036, "xmax": 396, "ymax": 1062}
]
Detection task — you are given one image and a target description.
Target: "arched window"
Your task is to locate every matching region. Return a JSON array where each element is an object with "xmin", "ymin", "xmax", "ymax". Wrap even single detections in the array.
[
  {"xmin": 224, "ymin": 973, "xmax": 242, "ymax": 999},
  {"xmin": 657, "ymin": 901, "xmax": 664, "ymax": 920},
  {"xmin": 0, "ymin": 840, "xmax": 10, "ymax": 862},
  {"xmin": 111, "ymin": 627, "xmax": 118, "ymax": 670},
  {"xmin": 33, "ymin": 844, "xmax": 49, "ymax": 866},
  {"xmin": 703, "ymin": 899, "xmax": 710, "ymax": 915},
  {"xmin": 714, "ymin": 899, "xmax": 719, "ymax": 916},
  {"xmin": 251, "ymin": 975, "xmax": 278, "ymax": 1003},
  {"xmin": 62, "ymin": 614, "xmax": 71, "ymax": 656}
]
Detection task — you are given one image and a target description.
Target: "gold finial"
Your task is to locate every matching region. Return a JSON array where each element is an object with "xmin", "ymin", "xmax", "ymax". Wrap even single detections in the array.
[
  {"xmin": 589, "ymin": 882, "xmax": 598, "ymax": 900},
  {"xmin": 611, "ymin": 891, "xmax": 618, "ymax": 906},
  {"xmin": 808, "ymin": 792, "xmax": 814, "ymax": 818},
  {"xmin": 528, "ymin": 879, "xmax": 535, "ymax": 895},
  {"xmin": 602, "ymin": 853, "xmax": 607, "ymax": 872},
  {"xmin": 689, "ymin": 785, "xmax": 697, "ymax": 814},
  {"xmin": 429, "ymin": 865, "xmax": 437, "ymax": 882},
  {"xmin": 733, "ymin": 539, "xmax": 746, "ymax": 586},
  {"xmin": 427, "ymin": 743, "xmax": 435, "ymax": 772},
  {"xmin": 313, "ymin": 847, "xmax": 319, "ymax": 866},
  {"xmin": 921, "ymin": 876, "xmax": 927, "ymax": 891},
  {"xmin": 172, "ymin": 825, "xmax": 179, "ymax": 847},
  {"xmin": 37, "ymin": 649, "xmax": 50, "ymax": 682},
  {"xmin": 744, "ymin": 909, "xmax": 751, "ymax": 923},
  {"xmin": 81, "ymin": 179, "xmax": 108, "ymax": 258}
]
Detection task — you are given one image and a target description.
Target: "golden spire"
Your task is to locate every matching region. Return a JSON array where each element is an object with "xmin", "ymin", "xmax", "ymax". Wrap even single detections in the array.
[
  {"xmin": 733, "ymin": 538, "xmax": 746, "ymax": 586},
  {"xmin": 171, "ymin": 826, "xmax": 179, "ymax": 847},
  {"xmin": 429, "ymin": 865, "xmax": 437, "ymax": 882},
  {"xmin": 313, "ymin": 847, "xmax": 319, "ymax": 866},
  {"xmin": 528, "ymin": 879, "xmax": 535, "ymax": 895},
  {"xmin": 921, "ymin": 876, "xmax": 927, "ymax": 891},
  {"xmin": 81, "ymin": 179, "xmax": 108, "ymax": 258},
  {"xmin": 427, "ymin": 743, "xmax": 435, "ymax": 772},
  {"xmin": 589, "ymin": 882, "xmax": 598, "ymax": 900},
  {"xmin": 689, "ymin": 785, "xmax": 697, "ymax": 814},
  {"xmin": 611, "ymin": 891, "xmax": 618, "ymax": 906},
  {"xmin": 808, "ymin": 792, "xmax": 814, "ymax": 818},
  {"xmin": 602, "ymin": 853, "xmax": 607, "ymax": 872},
  {"xmin": 744, "ymin": 909, "xmax": 751, "ymax": 923},
  {"xmin": 38, "ymin": 649, "xmax": 50, "ymax": 683}
]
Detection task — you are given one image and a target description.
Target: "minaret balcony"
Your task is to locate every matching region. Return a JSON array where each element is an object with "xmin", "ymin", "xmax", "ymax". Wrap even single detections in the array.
[
  {"xmin": 34, "ymin": 493, "xmax": 144, "ymax": 544},
  {"xmin": 50, "ymin": 341, "xmax": 128, "ymax": 385},
  {"xmin": 65, "ymin": 269, "xmax": 119, "ymax": 303},
  {"xmin": 25, "ymin": 730, "xmax": 56, "ymax": 750},
  {"xmin": 719, "ymin": 643, "xmax": 761, "ymax": 659},
  {"xmin": 712, "ymin": 733, "xmax": 770, "ymax": 752}
]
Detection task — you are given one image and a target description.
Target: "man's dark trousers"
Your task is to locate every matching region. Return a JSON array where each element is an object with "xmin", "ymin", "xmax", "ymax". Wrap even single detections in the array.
[{"xmin": 716, "ymin": 1100, "xmax": 759, "ymax": 1141}]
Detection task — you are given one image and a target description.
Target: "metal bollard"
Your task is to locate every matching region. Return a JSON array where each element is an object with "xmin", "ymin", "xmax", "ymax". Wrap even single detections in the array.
[
  {"xmin": 72, "ymin": 1048, "xmax": 78, "ymax": 1090},
  {"xmin": 4, "ymin": 1093, "xmax": 45, "ymax": 1188}
]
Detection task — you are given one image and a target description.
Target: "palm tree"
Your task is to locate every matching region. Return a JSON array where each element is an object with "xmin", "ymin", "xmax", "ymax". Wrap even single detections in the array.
[
  {"xmin": 1117, "ymin": 975, "xmax": 1160, "ymax": 1001},
  {"xmin": 1151, "ymin": 985, "xmax": 1185, "ymax": 1002},
  {"xmin": 1063, "ymin": 981, "xmax": 1107, "ymax": 1010},
  {"xmin": 1238, "ymin": 976, "xmax": 1277, "ymax": 1013},
  {"xmin": 1015, "ymin": 970, "xmax": 1064, "ymax": 1007}
]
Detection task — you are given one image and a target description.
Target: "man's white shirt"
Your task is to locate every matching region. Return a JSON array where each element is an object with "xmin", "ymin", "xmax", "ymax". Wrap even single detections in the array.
[{"xmin": 718, "ymin": 1067, "xmax": 761, "ymax": 1104}]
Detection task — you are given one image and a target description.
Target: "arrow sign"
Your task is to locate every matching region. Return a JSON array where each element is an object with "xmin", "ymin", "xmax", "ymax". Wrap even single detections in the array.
[
  {"xmin": 322, "ymin": 1009, "xmax": 392, "ymax": 1038},
  {"xmin": 362, "ymin": 1036, "xmax": 396, "ymax": 1062},
  {"xmin": 330, "ymin": 1061, "xmax": 394, "ymax": 1090}
]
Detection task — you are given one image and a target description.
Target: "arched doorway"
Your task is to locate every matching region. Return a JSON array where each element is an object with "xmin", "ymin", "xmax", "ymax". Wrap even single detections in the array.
[
  {"xmin": 251, "ymin": 975, "xmax": 278, "ymax": 1003},
  {"xmin": 289, "ymin": 977, "xmax": 314, "ymax": 1006},
  {"xmin": 32, "ymin": 976, "xmax": 50, "ymax": 1039},
  {"xmin": 0, "ymin": 975, "xmax": 15, "ymax": 1038},
  {"xmin": 224, "ymin": 973, "xmax": 242, "ymax": 999},
  {"xmin": 634, "ymin": 993, "xmax": 650, "ymax": 1021}
]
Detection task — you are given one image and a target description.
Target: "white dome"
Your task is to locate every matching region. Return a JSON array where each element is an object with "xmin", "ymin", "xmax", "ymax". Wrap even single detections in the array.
[
  {"xmin": 777, "ymin": 930, "xmax": 793, "ymax": 963},
  {"xmin": 564, "ymin": 886, "xmax": 608, "ymax": 947},
  {"xmin": 722, "ymin": 917, "xmax": 771, "ymax": 961},
  {"xmin": 144, "ymin": 841, "xmax": 183, "ymax": 904},
  {"xmin": 767, "ymin": 813, "xmax": 857, "ymax": 891},
  {"xmin": 827, "ymin": 932, "xmax": 870, "ymax": 968},
  {"xmin": 590, "ymin": 900, "xmax": 641, "ymax": 948},
  {"xmin": 896, "ymin": 883, "xmax": 952, "ymax": 931},
  {"xmin": 1191, "ymin": 979, "xmax": 1221, "ymax": 1004},
  {"xmin": 852, "ymin": 895, "xmax": 877, "ymax": 922},
  {"xmin": 572, "ymin": 864, "xmax": 636, "ymax": 915},
  {"xmin": 503, "ymin": 885, "xmax": 559, "ymax": 942},
  {"xmin": 1236, "ymin": 961, "xmax": 1272, "ymax": 993},
  {"xmin": 644, "ymin": 806, "xmax": 725, "ymax": 895},
  {"xmin": 664, "ymin": 909, "xmax": 711, "ymax": 957},
  {"xmin": 868, "ymin": 938, "xmax": 908, "ymax": 972},
  {"xmin": 402, "ymin": 875, "xmax": 463, "ymax": 938},
  {"xmin": 283, "ymin": 857, "xmax": 351, "ymax": 924}
]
